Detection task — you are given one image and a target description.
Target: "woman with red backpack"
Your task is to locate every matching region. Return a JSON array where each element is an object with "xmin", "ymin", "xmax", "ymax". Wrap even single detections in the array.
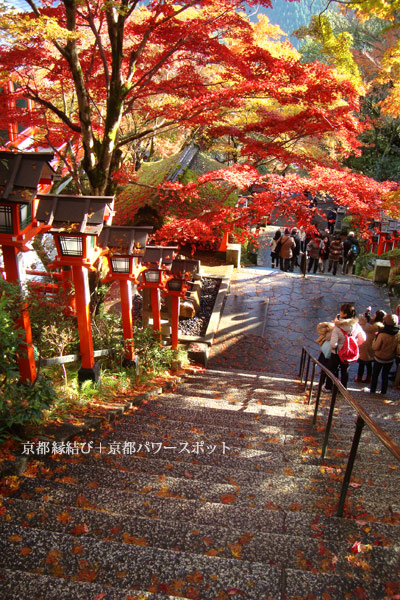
[{"xmin": 322, "ymin": 302, "xmax": 366, "ymax": 392}]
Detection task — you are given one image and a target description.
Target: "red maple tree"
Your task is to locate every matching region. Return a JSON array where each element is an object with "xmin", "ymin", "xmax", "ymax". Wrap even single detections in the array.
[{"xmin": 0, "ymin": 1, "xmax": 398, "ymax": 248}]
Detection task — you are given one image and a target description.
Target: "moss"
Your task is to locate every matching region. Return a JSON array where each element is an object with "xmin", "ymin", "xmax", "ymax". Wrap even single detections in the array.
[
  {"xmin": 118, "ymin": 153, "xmax": 180, "ymax": 205},
  {"xmin": 116, "ymin": 149, "xmax": 239, "ymax": 219}
]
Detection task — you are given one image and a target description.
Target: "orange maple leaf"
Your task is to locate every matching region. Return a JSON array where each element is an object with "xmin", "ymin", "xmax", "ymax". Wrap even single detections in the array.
[{"xmin": 221, "ymin": 493, "xmax": 237, "ymax": 504}]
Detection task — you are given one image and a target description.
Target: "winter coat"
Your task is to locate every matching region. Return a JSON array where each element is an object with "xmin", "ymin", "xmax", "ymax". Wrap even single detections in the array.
[
  {"xmin": 328, "ymin": 240, "xmax": 343, "ymax": 263},
  {"xmin": 316, "ymin": 321, "xmax": 335, "ymax": 346},
  {"xmin": 330, "ymin": 317, "xmax": 366, "ymax": 355},
  {"xmin": 279, "ymin": 235, "xmax": 295, "ymax": 259},
  {"xmin": 299, "ymin": 229, "xmax": 306, "ymax": 243},
  {"xmin": 307, "ymin": 239, "xmax": 323, "ymax": 260},
  {"xmin": 372, "ymin": 325, "xmax": 400, "ymax": 363},
  {"xmin": 358, "ymin": 315, "xmax": 384, "ymax": 361},
  {"xmin": 292, "ymin": 234, "xmax": 301, "ymax": 257},
  {"xmin": 343, "ymin": 235, "xmax": 359, "ymax": 258},
  {"xmin": 320, "ymin": 240, "xmax": 330, "ymax": 260}
]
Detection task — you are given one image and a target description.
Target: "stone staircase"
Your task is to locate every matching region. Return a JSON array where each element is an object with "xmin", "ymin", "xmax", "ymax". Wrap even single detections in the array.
[{"xmin": 1, "ymin": 368, "xmax": 399, "ymax": 600}]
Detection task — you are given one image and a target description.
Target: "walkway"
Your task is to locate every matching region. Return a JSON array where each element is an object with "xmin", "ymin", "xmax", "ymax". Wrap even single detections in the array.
[{"xmin": 210, "ymin": 267, "xmax": 389, "ymax": 370}]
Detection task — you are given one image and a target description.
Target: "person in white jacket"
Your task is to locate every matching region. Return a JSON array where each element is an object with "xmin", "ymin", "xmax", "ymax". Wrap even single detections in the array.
[{"xmin": 323, "ymin": 303, "xmax": 366, "ymax": 391}]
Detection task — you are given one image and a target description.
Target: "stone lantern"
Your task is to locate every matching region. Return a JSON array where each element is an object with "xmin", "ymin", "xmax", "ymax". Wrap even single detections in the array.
[
  {"xmin": 139, "ymin": 246, "xmax": 177, "ymax": 334},
  {"xmin": 98, "ymin": 225, "xmax": 153, "ymax": 363},
  {"xmin": 0, "ymin": 151, "xmax": 54, "ymax": 382},
  {"xmin": 35, "ymin": 194, "xmax": 114, "ymax": 382}
]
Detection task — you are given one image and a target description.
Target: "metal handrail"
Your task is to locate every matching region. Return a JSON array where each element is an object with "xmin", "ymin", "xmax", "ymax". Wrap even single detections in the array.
[{"xmin": 299, "ymin": 347, "xmax": 400, "ymax": 517}]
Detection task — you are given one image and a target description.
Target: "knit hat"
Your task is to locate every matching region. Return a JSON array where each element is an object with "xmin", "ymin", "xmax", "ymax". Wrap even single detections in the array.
[
  {"xmin": 383, "ymin": 314, "xmax": 398, "ymax": 327},
  {"xmin": 284, "ymin": 228, "xmax": 290, "ymax": 235}
]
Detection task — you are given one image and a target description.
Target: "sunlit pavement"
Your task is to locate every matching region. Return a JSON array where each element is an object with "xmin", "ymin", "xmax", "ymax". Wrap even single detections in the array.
[{"xmin": 208, "ymin": 260, "xmax": 397, "ymax": 397}]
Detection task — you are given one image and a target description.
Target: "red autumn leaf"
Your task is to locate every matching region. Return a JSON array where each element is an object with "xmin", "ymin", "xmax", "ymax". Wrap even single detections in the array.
[
  {"xmin": 110, "ymin": 526, "xmax": 122, "ymax": 535},
  {"xmin": 71, "ymin": 523, "xmax": 90, "ymax": 535},
  {"xmin": 57, "ymin": 511, "xmax": 72, "ymax": 524},
  {"xmin": 221, "ymin": 493, "xmax": 237, "ymax": 504},
  {"xmin": 350, "ymin": 541, "xmax": 363, "ymax": 554},
  {"xmin": 45, "ymin": 549, "xmax": 62, "ymax": 564},
  {"xmin": 59, "ymin": 476, "xmax": 77, "ymax": 485}
]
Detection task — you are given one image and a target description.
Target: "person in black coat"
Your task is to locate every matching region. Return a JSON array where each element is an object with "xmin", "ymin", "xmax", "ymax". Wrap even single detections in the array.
[
  {"xmin": 290, "ymin": 227, "xmax": 301, "ymax": 272},
  {"xmin": 343, "ymin": 231, "xmax": 360, "ymax": 275},
  {"xmin": 326, "ymin": 209, "xmax": 337, "ymax": 234}
]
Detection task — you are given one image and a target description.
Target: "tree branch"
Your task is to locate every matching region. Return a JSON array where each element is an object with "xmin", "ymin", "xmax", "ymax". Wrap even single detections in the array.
[{"xmin": 25, "ymin": 87, "xmax": 81, "ymax": 133}]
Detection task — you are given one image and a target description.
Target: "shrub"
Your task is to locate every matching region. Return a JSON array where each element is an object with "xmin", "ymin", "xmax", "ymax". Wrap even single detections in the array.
[
  {"xmin": 0, "ymin": 280, "xmax": 57, "ymax": 437},
  {"xmin": 132, "ymin": 326, "xmax": 176, "ymax": 374},
  {"xmin": 0, "ymin": 378, "xmax": 57, "ymax": 438}
]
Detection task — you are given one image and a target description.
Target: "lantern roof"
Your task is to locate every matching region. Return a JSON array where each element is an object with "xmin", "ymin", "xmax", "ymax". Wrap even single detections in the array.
[
  {"xmin": 171, "ymin": 258, "xmax": 200, "ymax": 275},
  {"xmin": 35, "ymin": 194, "xmax": 114, "ymax": 235},
  {"xmin": 142, "ymin": 246, "xmax": 177, "ymax": 266},
  {"xmin": 98, "ymin": 225, "xmax": 153, "ymax": 255},
  {"xmin": 0, "ymin": 151, "xmax": 54, "ymax": 204}
]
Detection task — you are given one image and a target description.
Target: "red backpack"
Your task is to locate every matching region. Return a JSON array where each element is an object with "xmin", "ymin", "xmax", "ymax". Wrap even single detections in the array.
[{"xmin": 338, "ymin": 327, "xmax": 359, "ymax": 363}]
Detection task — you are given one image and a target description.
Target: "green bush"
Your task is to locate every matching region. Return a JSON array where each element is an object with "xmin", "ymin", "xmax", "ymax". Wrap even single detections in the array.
[
  {"xmin": 0, "ymin": 280, "xmax": 57, "ymax": 437},
  {"xmin": 0, "ymin": 378, "xmax": 57, "ymax": 438},
  {"xmin": 0, "ymin": 290, "xmax": 21, "ymax": 387},
  {"xmin": 132, "ymin": 326, "xmax": 176, "ymax": 374}
]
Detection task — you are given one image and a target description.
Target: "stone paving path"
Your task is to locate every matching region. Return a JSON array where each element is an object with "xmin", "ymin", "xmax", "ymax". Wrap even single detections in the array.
[{"xmin": 209, "ymin": 244, "xmax": 394, "ymax": 394}]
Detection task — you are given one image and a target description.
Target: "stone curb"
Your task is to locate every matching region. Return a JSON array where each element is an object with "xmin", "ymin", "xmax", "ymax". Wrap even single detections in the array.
[{"xmin": 180, "ymin": 275, "xmax": 231, "ymax": 366}]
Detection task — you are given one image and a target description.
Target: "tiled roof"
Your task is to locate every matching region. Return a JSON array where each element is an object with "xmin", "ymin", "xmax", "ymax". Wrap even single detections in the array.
[
  {"xmin": 142, "ymin": 246, "xmax": 177, "ymax": 266},
  {"xmin": 35, "ymin": 194, "xmax": 114, "ymax": 235},
  {"xmin": 98, "ymin": 225, "xmax": 153, "ymax": 255},
  {"xmin": 0, "ymin": 151, "xmax": 54, "ymax": 204}
]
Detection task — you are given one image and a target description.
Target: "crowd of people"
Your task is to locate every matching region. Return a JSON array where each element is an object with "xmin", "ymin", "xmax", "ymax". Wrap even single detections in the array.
[
  {"xmin": 270, "ymin": 226, "xmax": 360, "ymax": 276},
  {"xmin": 316, "ymin": 302, "xmax": 400, "ymax": 396}
]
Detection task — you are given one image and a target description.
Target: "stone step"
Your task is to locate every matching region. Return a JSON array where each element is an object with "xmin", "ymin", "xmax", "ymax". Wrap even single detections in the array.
[
  {"xmin": 2, "ymin": 366, "xmax": 399, "ymax": 600},
  {"xmin": 21, "ymin": 451, "xmax": 400, "ymax": 500},
  {"xmin": 83, "ymin": 423, "xmax": 399, "ymax": 475},
  {"xmin": 123, "ymin": 396, "xmax": 400, "ymax": 440},
  {"xmin": 105, "ymin": 416, "xmax": 397, "ymax": 458},
  {"xmin": 130, "ymin": 392, "xmax": 400, "ymax": 439},
  {"xmin": 117, "ymin": 406, "xmax": 365, "ymax": 438},
  {"xmin": 2, "ymin": 507, "xmax": 397, "ymax": 593},
  {"xmin": 175, "ymin": 370, "xmax": 400, "ymax": 424},
  {"xmin": 7, "ymin": 469, "xmax": 400, "ymax": 522},
  {"xmin": 22, "ymin": 450, "xmax": 388, "ymax": 488},
  {"xmin": 0, "ymin": 568, "xmax": 178, "ymax": 600},
  {"xmin": 0, "ymin": 523, "xmax": 397, "ymax": 600},
  {"xmin": 25, "ymin": 427, "xmax": 399, "ymax": 487},
  {"xmin": 3, "ymin": 495, "xmax": 399, "ymax": 557},
  {"xmin": 0, "ymin": 523, "xmax": 284, "ymax": 599}
]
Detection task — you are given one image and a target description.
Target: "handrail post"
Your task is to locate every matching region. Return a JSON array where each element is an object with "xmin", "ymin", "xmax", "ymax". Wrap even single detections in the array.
[
  {"xmin": 313, "ymin": 376, "xmax": 323, "ymax": 425},
  {"xmin": 321, "ymin": 386, "xmax": 338, "ymax": 458},
  {"xmin": 299, "ymin": 348, "xmax": 305, "ymax": 381},
  {"xmin": 308, "ymin": 361, "xmax": 316, "ymax": 405},
  {"xmin": 336, "ymin": 416, "xmax": 365, "ymax": 517},
  {"xmin": 303, "ymin": 354, "xmax": 311, "ymax": 391}
]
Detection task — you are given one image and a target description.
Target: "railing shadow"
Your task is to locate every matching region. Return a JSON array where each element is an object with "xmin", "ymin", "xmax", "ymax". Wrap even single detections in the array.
[{"xmin": 299, "ymin": 347, "xmax": 400, "ymax": 517}]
